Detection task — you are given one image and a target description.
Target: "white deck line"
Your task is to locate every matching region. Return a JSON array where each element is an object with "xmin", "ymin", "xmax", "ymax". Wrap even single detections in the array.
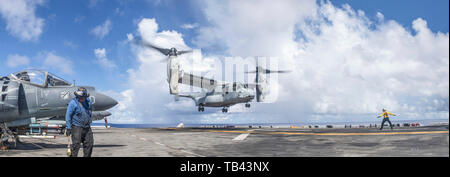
[{"xmin": 232, "ymin": 133, "xmax": 250, "ymax": 141}]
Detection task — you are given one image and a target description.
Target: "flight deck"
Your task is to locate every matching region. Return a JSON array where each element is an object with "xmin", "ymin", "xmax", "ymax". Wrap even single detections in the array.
[{"xmin": 0, "ymin": 124, "xmax": 448, "ymax": 157}]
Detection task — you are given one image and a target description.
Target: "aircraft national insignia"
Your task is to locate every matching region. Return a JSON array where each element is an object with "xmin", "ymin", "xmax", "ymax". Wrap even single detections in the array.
[{"xmin": 60, "ymin": 91, "xmax": 70, "ymax": 100}]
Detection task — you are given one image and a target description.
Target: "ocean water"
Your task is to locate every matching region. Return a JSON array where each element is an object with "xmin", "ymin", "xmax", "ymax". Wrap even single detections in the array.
[{"xmin": 92, "ymin": 118, "xmax": 448, "ymax": 128}]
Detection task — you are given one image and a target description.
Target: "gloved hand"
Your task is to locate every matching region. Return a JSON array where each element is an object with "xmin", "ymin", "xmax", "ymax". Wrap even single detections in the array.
[{"xmin": 65, "ymin": 129, "xmax": 72, "ymax": 136}]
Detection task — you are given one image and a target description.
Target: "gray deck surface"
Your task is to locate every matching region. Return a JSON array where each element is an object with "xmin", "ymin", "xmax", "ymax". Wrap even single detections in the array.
[{"xmin": 1, "ymin": 125, "xmax": 448, "ymax": 157}]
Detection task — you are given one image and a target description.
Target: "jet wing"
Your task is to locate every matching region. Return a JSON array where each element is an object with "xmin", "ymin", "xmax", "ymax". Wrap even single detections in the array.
[{"xmin": 178, "ymin": 72, "xmax": 223, "ymax": 91}]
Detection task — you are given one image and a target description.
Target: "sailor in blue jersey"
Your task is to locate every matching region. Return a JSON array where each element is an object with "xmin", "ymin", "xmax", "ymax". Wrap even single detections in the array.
[{"xmin": 65, "ymin": 87, "xmax": 94, "ymax": 157}]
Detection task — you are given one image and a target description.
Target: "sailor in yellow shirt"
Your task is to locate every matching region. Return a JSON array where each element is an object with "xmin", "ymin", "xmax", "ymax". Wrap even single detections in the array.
[{"xmin": 377, "ymin": 109, "xmax": 397, "ymax": 130}]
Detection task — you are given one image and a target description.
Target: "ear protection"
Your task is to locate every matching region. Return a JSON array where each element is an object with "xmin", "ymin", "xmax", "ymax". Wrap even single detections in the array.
[{"xmin": 74, "ymin": 87, "xmax": 90, "ymax": 98}]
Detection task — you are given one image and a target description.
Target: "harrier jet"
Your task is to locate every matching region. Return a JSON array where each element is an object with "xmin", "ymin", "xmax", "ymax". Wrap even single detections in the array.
[{"xmin": 0, "ymin": 69, "xmax": 118, "ymax": 145}]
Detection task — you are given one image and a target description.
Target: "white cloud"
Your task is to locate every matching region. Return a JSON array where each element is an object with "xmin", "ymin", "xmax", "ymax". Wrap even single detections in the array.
[
  {"xmin": 108, "ymin": 18, "xmax": 194, "ymax": 124},
  {"xmin": 181, "ymin": 23, "xmax": 198, "ymax": 30},
  {"xmin": 194, "ymin": 0, "xmax": 317, "ymax": 56},
  {"xmin": 41, "ymin": 52, "xmax": 74, "ymax": 75},
  {"xmin": 291, "ymin": 3, "xmax": 449, "ymax": 117},
  {"xmin": 109, "ymin": 18, "xmax": 220, "ymax": 124},
  {"xmin": 0, "ymin": 0, "xmax": 45, "ymax": 41},
  {"xmin": 111, "ymin": 1, "xmax": 448, "ymax": 124},
  {"xmin": 376, "ymin": 12, "xmax": 384, "ymax": 22},
  {"xmin": 94, "ymin": 48, "xmax": 116, "ymax": 69},
  {"xmin": 194, "ymin": 0, "xmax": 449, "ymax": 122},
  {"xmin": 97, "ymin": 89, "xmax": 142, "ymax": 124},
  {"xmin": 90, "ymin": 19, "xmax": 112, "ymax": 39},
  {"xmin": 6, "ymin": 54, "xmax": 30, "ymax": 68}
]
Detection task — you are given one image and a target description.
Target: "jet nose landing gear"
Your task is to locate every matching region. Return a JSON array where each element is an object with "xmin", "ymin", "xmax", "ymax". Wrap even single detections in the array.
[{"xmin": 245, "ymin": 103, "xmax": 251, "ymax": 108}]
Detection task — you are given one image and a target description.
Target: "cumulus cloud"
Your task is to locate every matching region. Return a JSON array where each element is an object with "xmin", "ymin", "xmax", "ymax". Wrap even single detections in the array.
[
  {"xmin": 111, "ymin": 1, "xmax": 448, "ymax": 124},
  {"xmin": 0, "ymin": 0, "xmax": 45, "ymax": 41},
  {"xmin": 6, "ymin": 54, "xmax": 30, "ymax": 68},
  {"xmin": 194, "ymin": 0, "xmax": 317, "ymax": 56},
  {"xmin": 108, "ymin": 18, "xmax": 199, "ymax": 123},
  {"xmin": 41, "ymin": 52, "xmax": 74, "ymax": 75},
  {"xmin": 290, "ymin": 2, "xmax": 449, "ymax": 120},
  {"xmin": 90, "ymin": 19, "xmax": 112, "ymax": 39},
  {"xmin": 94, "ymin": 48, "xmax": 117, "ymax": 69},
  {"xmin": 194, "ymin": 0, "xmax": 449, "ymax": 122}
]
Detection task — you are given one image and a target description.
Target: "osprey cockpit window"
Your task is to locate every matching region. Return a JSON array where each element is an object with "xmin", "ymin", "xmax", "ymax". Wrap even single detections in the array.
[{"xmin": 46, "ymin": 72, "xmax": 72, "ymax": 86}]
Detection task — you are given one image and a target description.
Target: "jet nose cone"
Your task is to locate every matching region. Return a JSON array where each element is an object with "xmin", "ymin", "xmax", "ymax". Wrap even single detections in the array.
[{"xmin": 94, "ymin": 92, "xmax": 118, "ymax": 111}]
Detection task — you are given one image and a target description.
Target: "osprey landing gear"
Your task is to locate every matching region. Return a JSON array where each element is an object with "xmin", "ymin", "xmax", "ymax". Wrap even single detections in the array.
[
  {"xmin": 198, "ymin": 104, "xmax": 205, "ymax": 112},
  {"xmin": 1, "ymin": 123, "xmax": 18, "ymax": 150},
  {"xmin": 222, "ymin": 107, "xmax": 228, "ymax": 113},
  {"xmin": 245, "ymin": 103, "xmax": 251, "ymax": 108}
]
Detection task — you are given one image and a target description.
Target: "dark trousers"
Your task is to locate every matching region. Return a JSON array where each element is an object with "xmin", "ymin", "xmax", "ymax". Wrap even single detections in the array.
[
  {"xmin": 70, "ymin": 126, "xmax": 94, "ymax": 157},
  {"xmin": 380, "ymin": 118, "xmax": 393, "ymax": 130}
]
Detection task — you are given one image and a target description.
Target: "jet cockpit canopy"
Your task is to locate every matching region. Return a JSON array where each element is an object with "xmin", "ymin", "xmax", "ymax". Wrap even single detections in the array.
[{"xmin": 12, "ymin": 69, "xmax": 72, "ymax": 87}]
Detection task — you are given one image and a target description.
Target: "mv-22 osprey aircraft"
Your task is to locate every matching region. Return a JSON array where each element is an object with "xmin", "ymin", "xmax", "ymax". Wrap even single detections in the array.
[
  {"xmin": 0, "ymin": 70, "xmax": 118, "ymax": 146},
  {"xmin": 135, "ymin": 39, "xmax": 290, "ymax": 113}
]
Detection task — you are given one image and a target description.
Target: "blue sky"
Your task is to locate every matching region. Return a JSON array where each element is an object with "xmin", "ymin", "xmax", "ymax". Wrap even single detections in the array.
[
  {"xmin": 0, "ymin": 0, "xmax": 204, "ymax": 91},
  {"xmin": 332, "ymin": 0, "xmax": 449, "ymax": 33},
  {"xmin": 0, "ymin": 0, "xmax": 449, "ymax": 91},
  {"xmin": 0, "ymin": 0, "xmax": 449, "ymax": 123},
  {"xmin": 0, "ymin": 0, "xmax": 448, "ymax": 92}
]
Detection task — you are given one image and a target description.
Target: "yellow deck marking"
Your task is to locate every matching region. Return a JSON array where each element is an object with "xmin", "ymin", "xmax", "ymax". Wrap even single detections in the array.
[
  {"xmin": 268, "ymin": 131, "xmax": 449, "ymax": 136},
  {"xmin": 206, "ymin": 130, "xmax": 449, "ymax": 136}
]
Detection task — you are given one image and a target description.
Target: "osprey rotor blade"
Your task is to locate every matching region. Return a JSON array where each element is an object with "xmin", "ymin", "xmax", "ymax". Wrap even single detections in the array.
[
  {"xmin": 245, "ymin": 70, "xmax": 291, "ymax": 74},
  {"xmin": 143, "ymin": 43, "xmax": 171, "ymax": 56},
  {"xmin": 131, "ymin": 36, "xmax": 171, "ymax": 56},
  {"xmin": 246, "ymin": 64, "xmax": 291, "ymax": 74},
  {"xmin": 131, "ymin": 35, "xmax": 194, "ymax": 58},
  {"xmin": 245, "ymin": 69, "xmax": 291, "ymax": 74},
  {"xmin": 177, "ymin": 50, "xmax": 193, "ymax": 56},
  {"xmin": 245, "ymin": 71, "xmax": 258, "ymax": 74},
  {"xmin": 265, "ymin": 70, "xmax": 292, "ymax": 74}
]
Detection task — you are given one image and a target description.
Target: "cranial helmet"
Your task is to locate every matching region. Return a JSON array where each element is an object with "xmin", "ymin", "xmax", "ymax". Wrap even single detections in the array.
[
  {"xmin": 74, "ymin": 87, "xmax": 90, "ymax": 98},
  {"xmin": 382, "ymin": 108, "xmax": 386, "ymax": 112}
]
